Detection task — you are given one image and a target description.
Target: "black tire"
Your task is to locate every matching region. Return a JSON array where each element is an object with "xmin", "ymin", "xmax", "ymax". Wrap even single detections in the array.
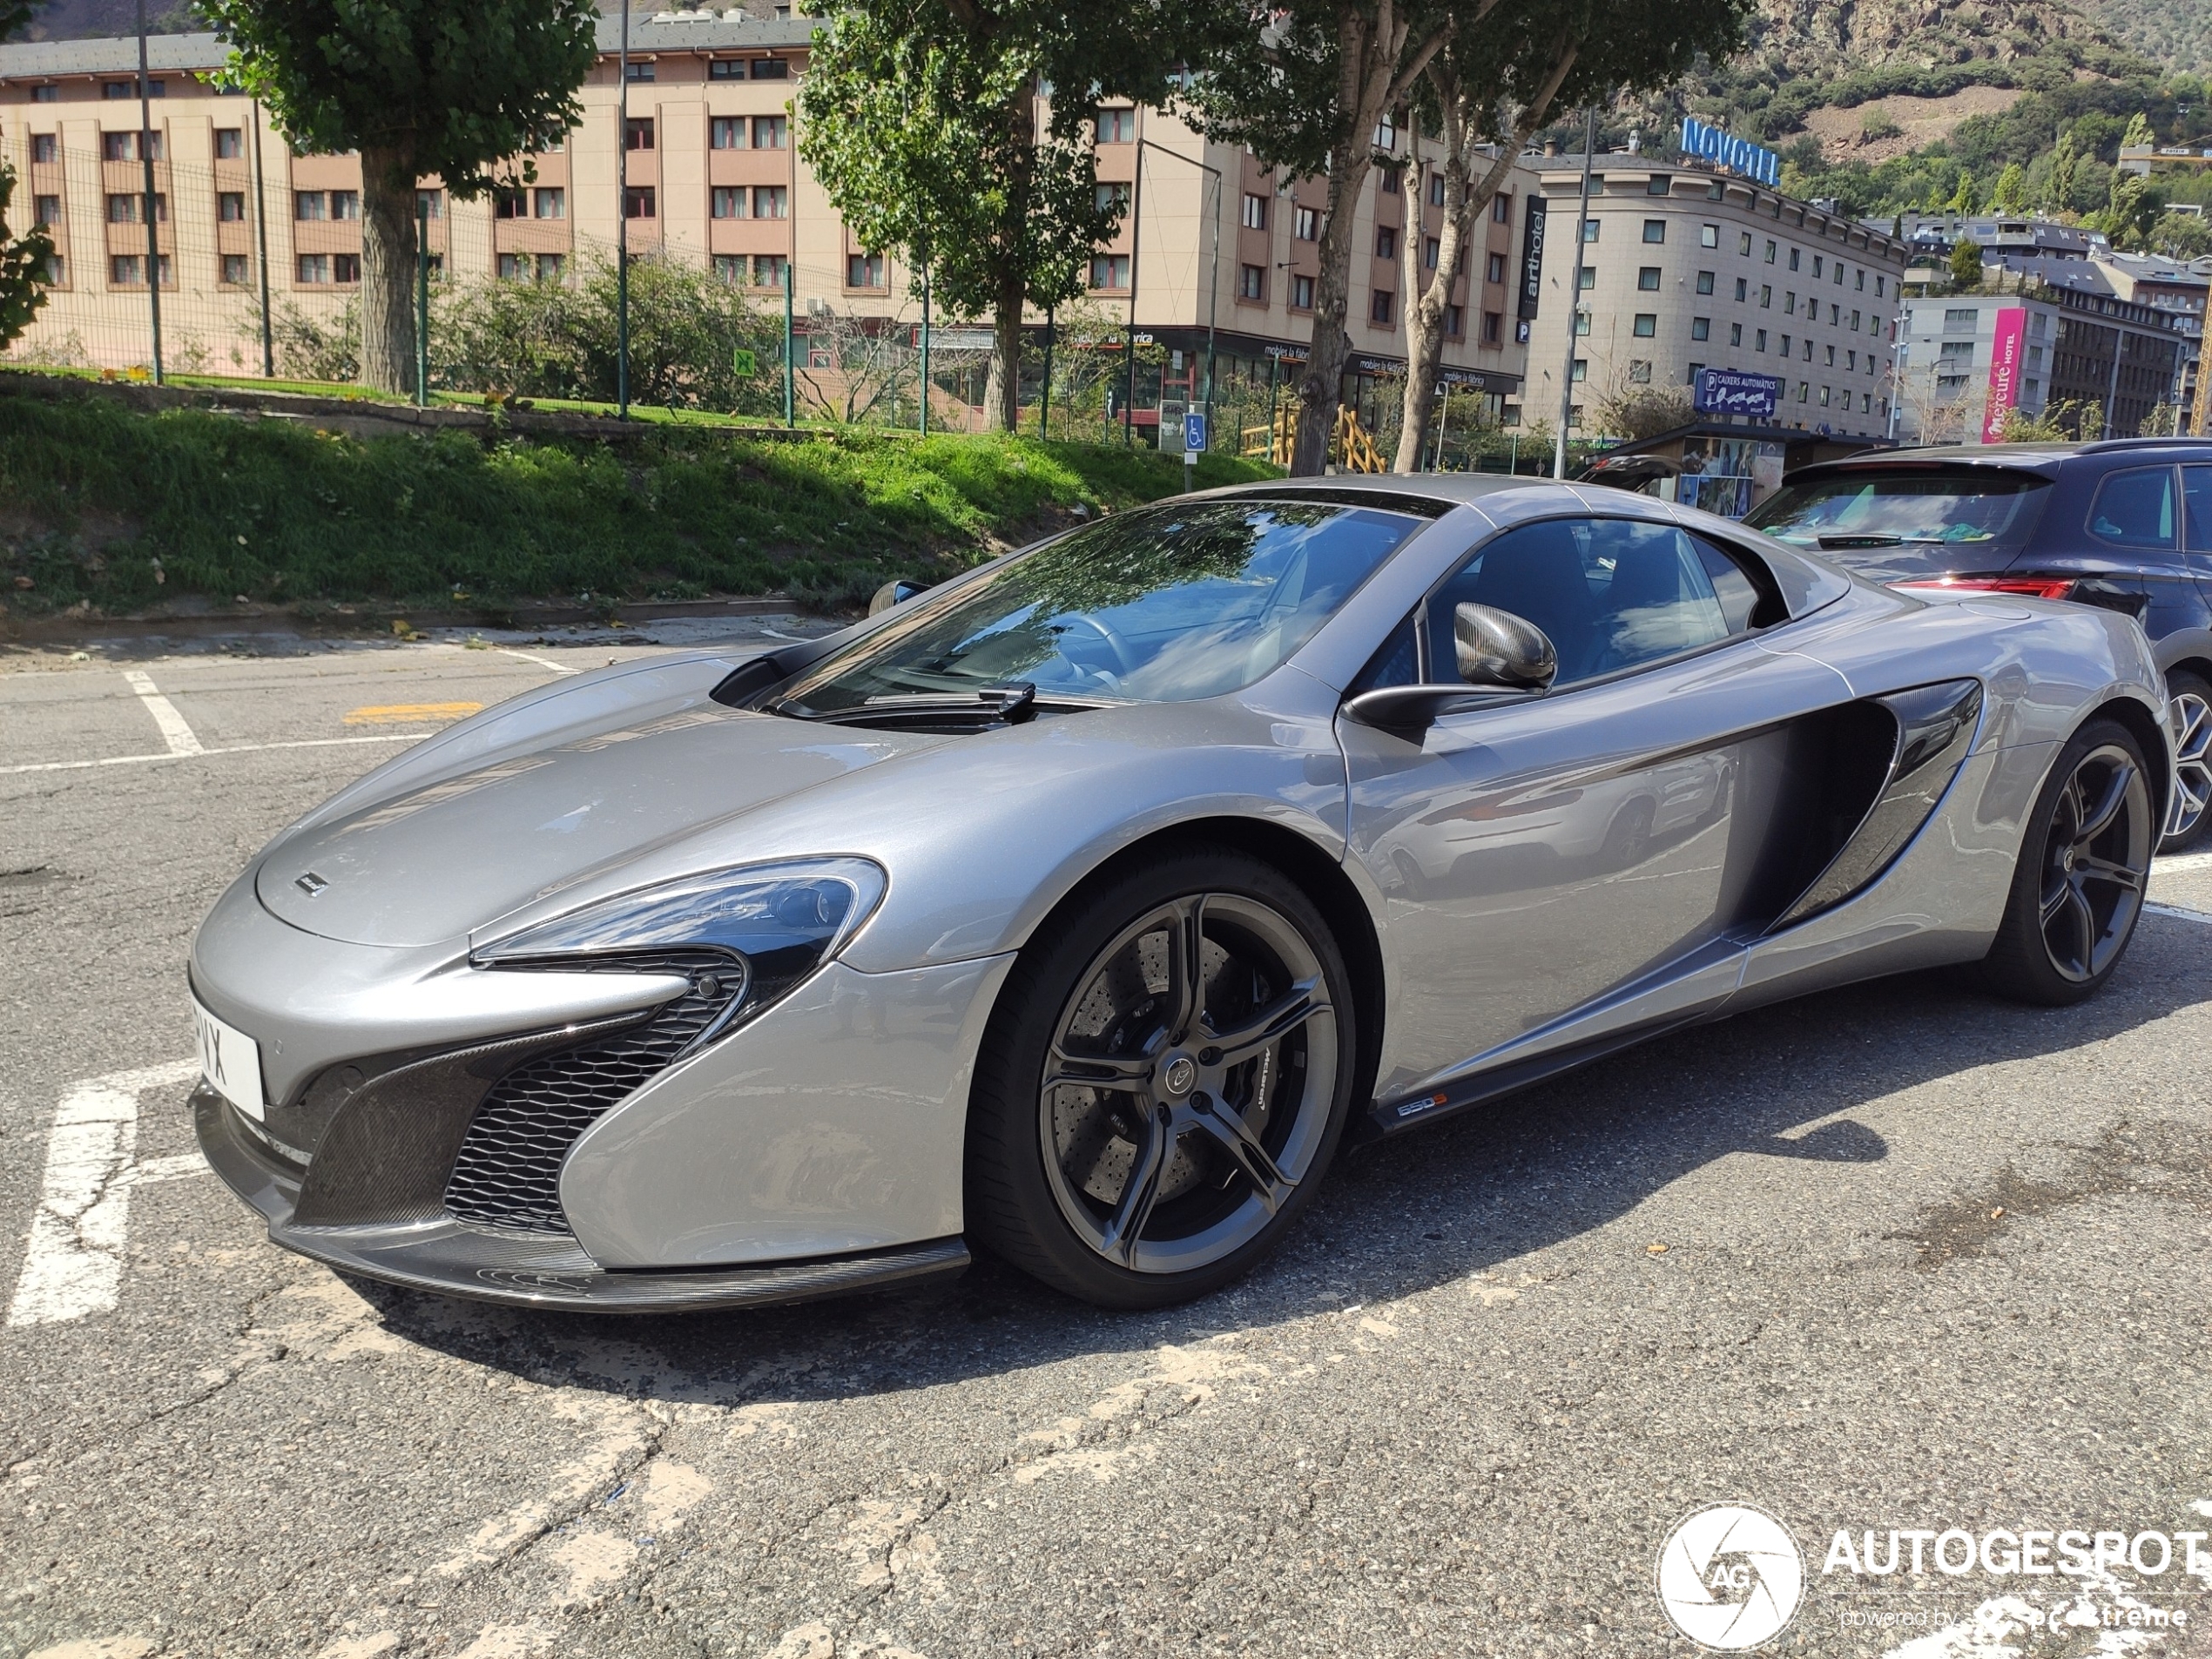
[
  {"xmin": 1600, "ymin": 798, "xmax": 1655, "ymax": 871},
  {"xmin": 2159, "ymin": 669, "xmax": 2211, "ymax": 853},
  {"xmin": 965, "ymin": 847, "xmax": 1359, "ymax": 1309},
  {"xmin": 1982, "ymin": 718, "xmax": 2154, "ymax": 1006}
]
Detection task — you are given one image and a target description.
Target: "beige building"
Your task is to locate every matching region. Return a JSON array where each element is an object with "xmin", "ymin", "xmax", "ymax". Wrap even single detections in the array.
[
  {"xmin": 1519, "ymin": 155, "xmax": 1911, "ymax": 442},
  {"xmin": 0, "ymin": 16, "xmax": 1534, "ymax": 438}
]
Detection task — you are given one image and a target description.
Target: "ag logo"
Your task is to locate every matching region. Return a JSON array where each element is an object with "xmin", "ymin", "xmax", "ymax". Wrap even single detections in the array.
[{"xmin": 1656, "ymin": 1503, "xmax": 1804, "ymax": 1650}]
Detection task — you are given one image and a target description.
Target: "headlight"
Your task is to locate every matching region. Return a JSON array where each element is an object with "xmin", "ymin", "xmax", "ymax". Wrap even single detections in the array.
[{"xmin": 472, "ymin": 857, "xmax": 886, "ymax": 1049}]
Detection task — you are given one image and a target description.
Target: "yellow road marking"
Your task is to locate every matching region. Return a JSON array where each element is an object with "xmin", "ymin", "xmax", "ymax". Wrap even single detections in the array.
[{"xmin": 342, "ymin": 701, "xmax": 483, "ymax": 726}]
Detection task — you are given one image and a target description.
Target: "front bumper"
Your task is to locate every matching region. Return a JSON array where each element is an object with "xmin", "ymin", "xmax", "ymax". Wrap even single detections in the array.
[{"xmin": 195, "ymin": 1085, "xmax": 969, "ymax": 1312}]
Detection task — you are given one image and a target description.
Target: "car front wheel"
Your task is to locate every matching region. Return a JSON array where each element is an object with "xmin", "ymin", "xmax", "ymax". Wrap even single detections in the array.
[
  {"xmin": 2161, "ymin": 670, "xmax": 2211, "ymax": 853},
  {"xmin": 966, "ymin": 849, "xmax": 1358, "ymax": 1308}
]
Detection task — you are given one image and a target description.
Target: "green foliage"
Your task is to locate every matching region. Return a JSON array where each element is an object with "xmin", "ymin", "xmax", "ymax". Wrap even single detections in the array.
[
  {"xmin": 196, "ymin": 0, "xmax": 597, "ymax": 193},
  {"xmin": 1993, "ymin": 162, "xmax": 2028, "ymax": 212},
  {"xmin": 1948, "ymin": 237, "xmax": 1984, "ymax": 292},
  {"xmin": 2152, "ymin": 211, "xmax": 2212, "ymax": 259},
  {"xmin": 1861, "ymin": 105, "xmax": 1901, "ymax": 141},
  {"xmin": 0, "ymin": 385, "xmax": 1276, "ymax": 613},
  {"xmin": 0, "ymin": 162, "xmax": 52, "ymax": 352},
  {"xmin": 2121, "ymin": 111, "xmax": 2156, "ymax": 152}
]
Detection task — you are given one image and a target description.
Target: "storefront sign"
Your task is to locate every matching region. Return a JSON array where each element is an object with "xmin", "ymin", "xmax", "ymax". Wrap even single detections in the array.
[
  {"xmin": 1982, "ymin": 307, "xmax": 2027, "ymax": 443},
  {"xmin": 1518, "ymin": 195, "xmax": 1547, "ymax": 321},
  {"xmin": 1694, "ymin": 368, "xmax": 1783, "ymax": 420}
]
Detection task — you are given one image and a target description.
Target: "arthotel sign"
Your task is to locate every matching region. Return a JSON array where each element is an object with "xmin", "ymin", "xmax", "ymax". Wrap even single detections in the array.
[{"xmin": 1983, "ymin": 307, "xmax": 2027, "ymax": 444}]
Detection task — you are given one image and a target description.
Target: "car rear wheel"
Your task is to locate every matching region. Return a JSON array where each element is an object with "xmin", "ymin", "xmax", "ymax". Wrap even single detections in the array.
[
  {"xmin": 2160, "ymin": 671, "xmax": 2211, "ymax": 853},
  {"xmin": 966, "ymin": 849, "xmax": 1357, "ymax": 1308},
  {"xmin": 1982, "ymin": 718, "xmax": 2153, "ymax": 1006}
]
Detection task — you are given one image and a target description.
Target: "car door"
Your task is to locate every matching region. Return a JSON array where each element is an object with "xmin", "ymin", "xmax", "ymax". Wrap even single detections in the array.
[
  {"xmin": 2089, "ymin": 463, "xmax": 2203, "ymax": 651},
  {"xmin": 1339, "ymin": 512, "xmax": 1851, "ymax": 1104},
  {"xmin": 2175, "ymin": 464, "xmax": 2212, "ymax": 648}
]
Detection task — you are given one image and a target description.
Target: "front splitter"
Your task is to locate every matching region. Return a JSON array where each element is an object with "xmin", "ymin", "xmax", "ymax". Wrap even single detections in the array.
[{"xmin": 193, "ymin": 1084, "xmax": 970, "ymax": 1313}]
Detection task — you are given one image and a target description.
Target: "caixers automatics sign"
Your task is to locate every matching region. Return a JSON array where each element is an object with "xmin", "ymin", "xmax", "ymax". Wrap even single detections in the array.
[{"xmin": 1983, "ymin": 307, "xmax": 2028, "ymax": 443}]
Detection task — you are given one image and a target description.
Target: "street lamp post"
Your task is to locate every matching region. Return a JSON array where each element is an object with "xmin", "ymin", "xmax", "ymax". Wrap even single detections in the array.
[
  {"xmin": 1138, "ymin": 137, "xmax": 1223, "ymax": 451},
  {"xmin": 1554, "ymin": 106, "xmax": 1598, "ymax": 479},
  {"xmin": 136, "ymin": 0, "xmax": 162, "ymax": 384},
  {"xmin": 616, "ymin": 0, "xmax": 631, "ymax": 420}
]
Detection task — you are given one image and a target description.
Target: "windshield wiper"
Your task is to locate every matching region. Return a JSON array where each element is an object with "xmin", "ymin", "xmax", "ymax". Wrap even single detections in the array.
[{"xmin": 861, "ymin": 681, "xmax": 1039, "ymax": 720}]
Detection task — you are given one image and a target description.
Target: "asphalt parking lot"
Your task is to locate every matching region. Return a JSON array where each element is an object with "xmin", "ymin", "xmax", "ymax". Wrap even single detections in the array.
[{"xmin": 3, "ymin": 624, "xmax": 2211, "ymax": 1659}]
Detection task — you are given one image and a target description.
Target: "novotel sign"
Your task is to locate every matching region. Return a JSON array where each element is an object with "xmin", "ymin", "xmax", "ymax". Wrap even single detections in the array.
[{"xmin": 1681, "ymin": 117, "xmax": 1780, "ymax": 188}]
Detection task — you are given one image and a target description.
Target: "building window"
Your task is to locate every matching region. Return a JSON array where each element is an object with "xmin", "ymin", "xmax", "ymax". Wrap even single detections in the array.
[
  {"xmin": 625, "ymin": 58, "xmax": 655, "ymax": 82},
  {"xmin": 1876, "ymin": 275, "xmax": 1885, "ymax": 297},
  {"xmin": 535, "ymin": 187, "xmax": 564, "ymax": 219},
  {"xmin": 106, "ymin": 192, "xmax": 139, "ymax": 224},
  {"xmin": 111, "ymin": 253, "xmax": 142, "ymax": 284},
  {"xmin": 1482, "ymin": 310, "xmax": 1501, "ymax": 344},
  {"xmin": 714, "ymin": 253, "xmax": 745, "ymax": 284},
  {"xmin": 1756, "ymin": 328, "xmax": 1767, "ymax": 351},
  {"xmin": 31, "ymin": 134, "xmax": 57, "ymax": 163},
  {"xmin": 296, "ymin": 253, "xmax": 330, "ymax": 283},
  {"xmin": 1570, "ymin": 358, "xmax": 1587, "ymax": 382},
  {"xmin": 1820, "ymin": 384, "xmax": 1832, "ymax": 406},
  {"xmin": 752, "ymin": 57, "xmax": 788, "ymax": 79},
  {"xmin": 1688, "ymin": 362, "xmax": 1704, "ymax": 385},
  {"xmin": 497, "ymin": 253, "xmax": 530, "ymax": 280},
  {"xmin": 1633, "ymin": 314, "xmax": 1656, "ymax": 336},
  {"xmin": 1850, "ymin": 309, "xmax": 1861, "ymax": 331},
  {"xmin": 1379, "ymin": 165, "xmax": 1400, "ymax": 194},
  {"xmin": 752, "ymin": 253, "xmax": 787, "ymax": 287},
  {"xmin": 1856, "ymin": 269, "xmax": 1866, "ymax": 291},
  {"xmin": 330, "ymin": 190, "xmax": 359, "ymax": 220},
  {"xmin": 1373, "ymin": 113, "xmax": 1396, "ymax": 149},
  {"xmin": 847, "ymin": 252, "xmax": 886, "ymax": 288},
  {"xmin": 1780, "ymin": 334, "xmax": 1791, "ymax": 356},
  {"xmin": 1759, "ymin": 284, "xmax": 1771, "ymax": 307},
  {"xmin": 218, "ymin": 191, "xmax": 245, "ymax": 222},
  {"xmin": 708, "ymin": 58, "xmax": 745, "ymax": 79},
  {"xmin": 294, "ymin": 190, "xmax": 327, "ymax": 221},
  {"xmin": 1638, "ymin": 266, "xmax": 1661, "ymax": 291},
  {"xmin": 1700, "ymin": 223, "xmax": 1718, "ymax": 249},
  {"xmin": 1691, "ymin": 317, "xmax": 1710, "ymax": 341},
  {"xmin": 1242, "ymin": 192, "xmax": 1267, "ymax": 231},
  {"xmin": 1642, "ymin": 219, "xmax": 1664, "ymax": 244},
  {"xmin": 1374, "ymin": 227, "xmax": 1396, "ymax": 260},
  {"xmin": 214, "ymin": 127, "xmax": 242, "ymax": 159},
  {"xmin": 1824, "ymin": 343, "xmax": 1836, "ymax": 366},
  {"xmin": 1428, "ymin": 172, "xmax": 1445, "ymax": 207},
  {"xmin": 220, "ymin": 253, "xmax": 249, "ymax": 285},
  {"xmin": 1734, "ymin": 277, "xmax": 1747, "ymax": 301},
  {"xmin": 625, "ymin": 118, "xmax": 655, "ymax": 152},
  {"xmin": 1096, "ymin": 107, "xmax": 1135, "ymax": 144},
  {"xmin": 103, "ymin": 80, "xmax": 132, "ymax": 98},
  {"xmin": 495, "ymin": 188, "xmax": 526, "ymax": 219},
  {"xmin": 711, "ymin": 116, "xmax": 745, "ymax": 149},
  {"xmin": 1784, "ymin": 291, "xmax": 1795, "ymax": 314},
  {"xmin": 1764, "ymin": 239, "xmax": 1777, "ymax": 263},
  {"xmin": 624, "ymin": 185, "xmax": 657, "ymax": 219},
  {"xmin": 1730, "ymin": 321, "xmax": 1742, "ymax": 346},
  {"xmin": 1090, "ymin": 253, "xmax": 1130, "ymax": 290},
  {"xmin": 1487, "ymin": 252, "xmax": 1506, "ymax": 284},
  {"xmin": 333, "ymin": 253, "xmax": 360, "ymax": 283},
  {"xmin": 1096, "ymin": 181, "xmax": 1130, "ymax": 215},
  {"xmin": 102, "ymin": 132, "xmax": 136, "ymax": 162},
  {"xmin": 1445, "ymin": 303, "xmax": 1463, "ymax": 336},
  {"xmin": 1575, "ymin": 309, "xmax": 1590, "ymax": 336},
  {"xmin": 1370, "ymin": 289, "xmax": 1393, "ymax": 324},
  {"xmin": 752, "ymin": 185, "xmax": 787, "ymax": 219},
  {"xmin": 1582, "ymin": 219, "xmax": 1600, "ymax": 244},
  {"xmin": 1696, "ymin": 271, "xmax": 1715, "ymax": 295},
  {"xmin": 712, "ymin": 185, "xmax": 745, "ymax": 219},
  {"xmin": 1629, "ymin": 359, "xmax": 1652, "ymax": 383},
  {"xmin": 1238, "ymin": 263, "xmax": 1265, "ymax": 300},
  {"xmin": 43, "ymin": 254, "xmax": 64, "ymax": 283},
  {"xmin": 1494, "ymin": 193, "xmax": 1512, "ymax": 224},
  {"xmin": 1291, "ymin": 273, "xmax": 1314, "ymax": 309},
  {"xmin": 1577, "ymin": 267, "xmax": 1595, "ymax": 291},
  {"xmin": 752, "ymin": 115, "xmax": 787, "ymax": 149},
  {"xmin": 1797, "ymin": 381, "xmax": 1810, "ymax": 401},
  {"xmin": 418, "ymin": 189, "xmax": 443, "ymax": 220},
  {"xmin": 535, "ymin": 253, "xmax": 563, "ymax": 282},
  {"xmin": 32, "ymin": 84, "xmax": 57, "ymax": 103},
  {"xmin": 33, "ymin": 194, "xmax": 60, "ymax": 225},
  {"xmin": 1788, "ymin": 246, "xmax": 1800, "ymax": 271},
  {"xmin": 1294, "ymin": 206, "xmax": 1318, "ymax": 241},
  {"xmin": 1423, "ymin": 236, "xmax": 1440, "ymax": 270}
]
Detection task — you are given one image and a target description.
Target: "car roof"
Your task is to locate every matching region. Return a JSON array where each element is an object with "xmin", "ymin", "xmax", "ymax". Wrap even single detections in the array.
[{"xmin": 1797, "ymin": 436, "xmax": 2212, "ymax": 479}]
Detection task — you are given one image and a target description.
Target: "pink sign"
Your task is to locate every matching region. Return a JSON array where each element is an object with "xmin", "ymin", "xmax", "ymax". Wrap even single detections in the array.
[{"xmin": 1982, "ymin": 307, "xmax": 2027, "ymax": 443}]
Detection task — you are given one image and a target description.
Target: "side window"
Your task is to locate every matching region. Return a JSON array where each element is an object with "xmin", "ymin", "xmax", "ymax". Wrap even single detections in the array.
[
  {"xmin": 2183, "ymin": 466, "xmax": 2212, "ymax": 555},
  {"xmin": 1423, "ymin": 518, "xmax": 1748, "ymax": 689},
  {"xmin": 2087, "ymin": 467, "xmax": 2176, "ymax": 550}
]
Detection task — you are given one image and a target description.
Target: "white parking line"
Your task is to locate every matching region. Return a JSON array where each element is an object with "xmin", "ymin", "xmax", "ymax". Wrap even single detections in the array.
[
  {"xmin": 2147, "ymin": 901, "xmax": 2212, "ymax": 925},
  {"xmin": 0, "ymin": 731, "xmax": 430, "ymax": 778},
  {"xmin": 120, "ymin": 669, "xmax": 205, "ymax": 757},
  {"xmin": 2154, "ymin": 850, "xmax": 2212, "ymax": 875},
  {"xmin": 496, "ymin": 648, "xmax": 577, "ymax": 675},
  {"xmin": 6, "ymin": 1060, "xmax": 205, "ymax": 1328}
]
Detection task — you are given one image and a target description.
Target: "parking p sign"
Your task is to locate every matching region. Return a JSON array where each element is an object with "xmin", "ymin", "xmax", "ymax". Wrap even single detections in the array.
[{"xmin": 1184, "ymin": 411, "xmax": 1208, "ymax": 456}]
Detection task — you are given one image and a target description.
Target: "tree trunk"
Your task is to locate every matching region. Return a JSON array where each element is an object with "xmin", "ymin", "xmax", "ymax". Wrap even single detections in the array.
[
  {"xmin": 1395, "ymin": 44, "xmax": 1578, "ymax": 474},
  {"xmin": 987, "ymin": 270, "xmax": 1026, "ymax": 433},
  {"xmin": 358, "ymin": 145, "xmax": 418, "ymax": 396},
  {"xmin": 985, "ymin": 87, "xmax": 1036, "ymax": 433}
]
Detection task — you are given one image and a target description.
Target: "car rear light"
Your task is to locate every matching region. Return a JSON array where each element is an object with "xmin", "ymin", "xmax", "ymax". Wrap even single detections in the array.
[{"xmin": 1892, "ymin": 577, "xmax": 2078, "ymax": 602}]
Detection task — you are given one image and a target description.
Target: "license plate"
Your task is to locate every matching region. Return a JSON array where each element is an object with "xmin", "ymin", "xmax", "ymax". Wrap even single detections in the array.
[{"xmin": 192, "ymin": 999, "xmax": 265, "ymax": 1122}]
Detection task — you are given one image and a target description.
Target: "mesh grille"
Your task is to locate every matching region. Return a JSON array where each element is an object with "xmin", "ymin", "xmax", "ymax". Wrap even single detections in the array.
[{"xmin": 444, "ymin": 951, "xmax": 741, "ymax": 1234}]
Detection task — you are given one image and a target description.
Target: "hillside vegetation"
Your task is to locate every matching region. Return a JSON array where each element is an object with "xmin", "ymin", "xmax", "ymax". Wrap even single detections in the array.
[{"xmin": 0, "ymin": 385, "xmax": 1274, "ymax": 617}]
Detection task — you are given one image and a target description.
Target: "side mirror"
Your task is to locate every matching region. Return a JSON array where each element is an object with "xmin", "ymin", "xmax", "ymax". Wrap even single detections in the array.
[
  {"xmin": 1453, "ymin": 603, "xmax": 1556, "ymax": 691},
  {"xmin": 868, "ymin": 579, "xmax": 928, "ymax": 617}
]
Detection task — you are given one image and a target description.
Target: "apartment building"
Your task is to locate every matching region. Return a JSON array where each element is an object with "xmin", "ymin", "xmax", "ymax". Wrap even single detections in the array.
[
  {"xmin": 1518, "ymin": 156, "xmax": 1911, "ymax": 441},
  {"xmin": 0, "ymin": 15, "xmax": 1531, "ymax": 434},
  {"xmin": 1896, "ymin": 285, "xmax": 2185, "ymax": 444}
]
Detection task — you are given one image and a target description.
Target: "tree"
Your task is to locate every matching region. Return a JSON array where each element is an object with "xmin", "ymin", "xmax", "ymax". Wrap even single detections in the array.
[
  {"xmin": 2153, "ymin": 211, "xmax": 2212, "ymax": 260},
  {"xmin": 1181, "ymin": 0, "xmax": 1466, "ymax": 475},
  {"xmin": 1947, "ymin": 236, "xmax": 1983, "ymax": 293},
  {"xmin": 201, "ymin": 0, "xmax": 598, "ymax": 395},
  {"xmin": 1947, "ymin": 172, "xmax": 1978, "ymax": 214},
  {"xmin": 798, "ymin": 1, "xmax": 1177, "ymax": 433},
  {"xmin": 0, "ymin": 160, "xmax": 53, "ymax": 353},
  {"xmin": 1390, "ymin": 0, "xmax": 1751, "ymax": 472},
  {"xmin": 1992, "ymin": 161, "xmax": 2027, "ymax": 212},
  {"xmin": 2041, "ymin": 128, "xmax": 2079, "ymax": 217},
  {"xmin": 2121, "ymin": 111, "xmax": 2156, "ymax": 153}
]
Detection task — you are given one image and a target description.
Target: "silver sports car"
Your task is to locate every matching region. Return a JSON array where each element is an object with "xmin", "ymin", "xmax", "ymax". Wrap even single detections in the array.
[{"xmin": 189, "ymin": 477, "xmax": 2171, "ymax": 1312}]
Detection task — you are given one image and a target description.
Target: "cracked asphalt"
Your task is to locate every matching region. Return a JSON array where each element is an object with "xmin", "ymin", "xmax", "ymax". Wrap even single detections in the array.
[{"xmin": 3, "ymin": 625, "xmax": 2211, "ymax": 1659}]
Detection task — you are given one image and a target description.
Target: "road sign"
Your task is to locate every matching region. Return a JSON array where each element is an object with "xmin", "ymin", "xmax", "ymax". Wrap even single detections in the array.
[
  {"xmin": 1184, "ymin": 411, "xmax": 1208, "ymax": 455},
  {"xmin": 732, "ymin": 347, "xmax": 758, "ymax": 376},
  {"xmin": 1693, "ymin": 368, "xmax": 1782, "ymax": 420}
]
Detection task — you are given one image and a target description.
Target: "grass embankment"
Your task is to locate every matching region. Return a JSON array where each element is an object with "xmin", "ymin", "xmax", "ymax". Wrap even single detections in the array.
[{"xmin": 0, "ymin": 384, "xmax": 1278, "ymax": 617}]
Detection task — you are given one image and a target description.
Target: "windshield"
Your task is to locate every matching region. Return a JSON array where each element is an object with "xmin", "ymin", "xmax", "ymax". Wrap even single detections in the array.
[
  {"xmin": 1747, "ymin": 469, "xmax": 2050, "ymax": 554},
  {"xmin": 772, "ymin": 498, "xmax": 1424, "ymax": 715}
]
